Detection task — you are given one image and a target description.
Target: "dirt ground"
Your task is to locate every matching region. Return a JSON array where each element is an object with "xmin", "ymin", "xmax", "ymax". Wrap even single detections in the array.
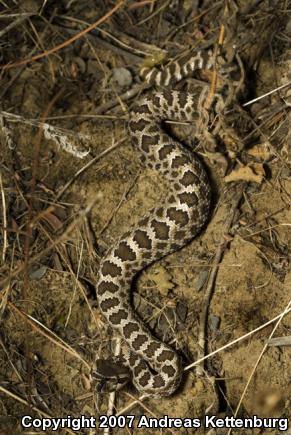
[{"xmin": 0, "ymin": 1, "xmax": 290, "ymax": 434}]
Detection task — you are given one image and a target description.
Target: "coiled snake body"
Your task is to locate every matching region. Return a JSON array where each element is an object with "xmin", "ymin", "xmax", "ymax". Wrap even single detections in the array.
[{"xmin": 94, "ymin": 50, "xmax": 216, "ymax": 397}]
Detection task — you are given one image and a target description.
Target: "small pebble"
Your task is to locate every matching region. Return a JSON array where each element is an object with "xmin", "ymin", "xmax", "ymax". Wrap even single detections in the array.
[
  {"xmin": 111, "ymin": 67, "xmax": 132, "ymax": 88},
  {"xmin": 29, "ymin": 265, "xmax": 48, "ymax": 280},
  {"xmin": 195, "ymin": 270, "xmax": 209, "ymax": 291},
  {"xmin": 209, "ymin": 315, "xmax": 221, "ymax": 332}
]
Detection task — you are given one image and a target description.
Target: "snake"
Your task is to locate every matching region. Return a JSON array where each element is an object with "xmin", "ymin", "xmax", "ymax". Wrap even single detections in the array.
[{"xmin": 93, "ymin": 49, "xmax": 220, "ymax": 397}]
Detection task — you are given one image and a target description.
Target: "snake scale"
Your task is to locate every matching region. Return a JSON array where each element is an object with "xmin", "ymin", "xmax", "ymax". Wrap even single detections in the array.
[{"xmin": 94, "ymin": 49, "xmax": 219, "ymax": 397}]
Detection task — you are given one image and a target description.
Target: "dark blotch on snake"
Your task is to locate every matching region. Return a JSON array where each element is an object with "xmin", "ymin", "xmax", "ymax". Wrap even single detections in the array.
[
  {"xmin": 178, "ymin": 192, "xmax": 198, "ymax": 207},
  {"xmin": 162, "ymin": 365, "xmax": 176, "ymax": 377},
  {"xmin": 146, "ymin": 69, "xmax": 158, "ymax": 84},
  {"xmin": 151, "ymin": 219, "xmax": 170, "ymax": 240},
  {"xmin": 144, "ymin": 342, "xmax": 162, "ymax": 358},
  {"xmin": 129, "ymin": 119, "xmax": 148, "ymax": 132},
  {"xmin": 138, "ymin": 372, "xmax": 151, "ymax": 387},
  {"xmin": 128, "ymin": 353, "xmax": 138, "ymax": 367},
  {"xmin": 167, "ymin": 207, "xmax": 189, "ymax": 226},
  {"xmin": 158, "ymin": 144, "xmax": 176, "ymax": 160},
  {"xmin": 152, "ymin": 94, "xmax": 161, "ymax": 108},
  {"xmin": 115, "ymin": 241, "xmax": 136, "ymax": 262},
  {"xmin": 134, "ymin": 365, "xmax": 144, "ymax": 376},
  {"xmin": 123, "ymin": 322, "xmax": 140, "ymax": 338},
  {"xmin": 141, "ymin": 135, "xmax": 155, "ymax": 153},
  {"xmin": 109, "ymin": 309, "xmax": 128, "ymax": 325},
  {"xmin": 133, "ymin": 229, "xmax": 152, "ymax": 250},
  {"xmin": 172, "ymin": 155, "xmax": 189, "ymax": 168},
  {"xmin": 157, "ymin": 349, "xmax": 176, "ymax": 363},
  {"xmin": 101, "ymin": 261, "xmax": 122, "ymax": 277},
  {"xmin": 97, "ymin": 282, "xmax": 119, "ymax": 296},
  {"xmin": 132, "ymin": 334, "xmax": 148, "ymax": 350},
  {"xmin": 153, "ymin": 376, "xmax": 165, "ymax": 388},
  {"xmin": 178, "ymin": 92, "xmax": 188, "ymax": 108},
  {"xmin": 99, "ymin": 297, "xmax": 119, "ymax": 312},
  {"xmin": 180, "ymin": 170, "xmax": 199, "ymax": 186},
  {"xmin": 132, "ymin": 104, "xmax": 151, "ymax": 115},
  {"xmin": 156, "ymin": 207, "xmax": 164, "ymax": 218},
  {"xmin": 164, "ymin": 91, "xmax": 174, "ymax": 107}
]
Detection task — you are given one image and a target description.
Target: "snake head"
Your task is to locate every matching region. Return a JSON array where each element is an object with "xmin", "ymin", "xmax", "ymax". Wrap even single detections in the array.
[{"xmin": 91, "ymin": 359, "xmax": 130, "ymax": 393}]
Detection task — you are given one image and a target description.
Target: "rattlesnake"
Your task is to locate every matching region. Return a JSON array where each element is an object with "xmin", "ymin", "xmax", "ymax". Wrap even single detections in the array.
[{"xmin": 93, "ymin": 49, "xmax": 229, "ymax": 397}]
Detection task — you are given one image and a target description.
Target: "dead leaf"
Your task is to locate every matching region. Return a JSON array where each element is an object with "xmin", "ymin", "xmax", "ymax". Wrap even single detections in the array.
[
  {"xmin": 225, "ymin": 163, "xmax": 265, "ymax": 184},
  {"xmin": 146, "ymin": 265, "xmax": 174, "ymax": 295},
  {"xmin": 247, "ymin": 143, "xmax": 271, "ymax": 160}
]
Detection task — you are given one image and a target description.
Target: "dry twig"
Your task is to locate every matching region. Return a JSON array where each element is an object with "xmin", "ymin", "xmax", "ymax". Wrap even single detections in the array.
[
  {"xmin": 0, "ymin": 171, "xmax": 8, "ymax": 262},
  {"xmin": 196, "ymin": 184, "xmax": 244, "ymax": 376}
]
